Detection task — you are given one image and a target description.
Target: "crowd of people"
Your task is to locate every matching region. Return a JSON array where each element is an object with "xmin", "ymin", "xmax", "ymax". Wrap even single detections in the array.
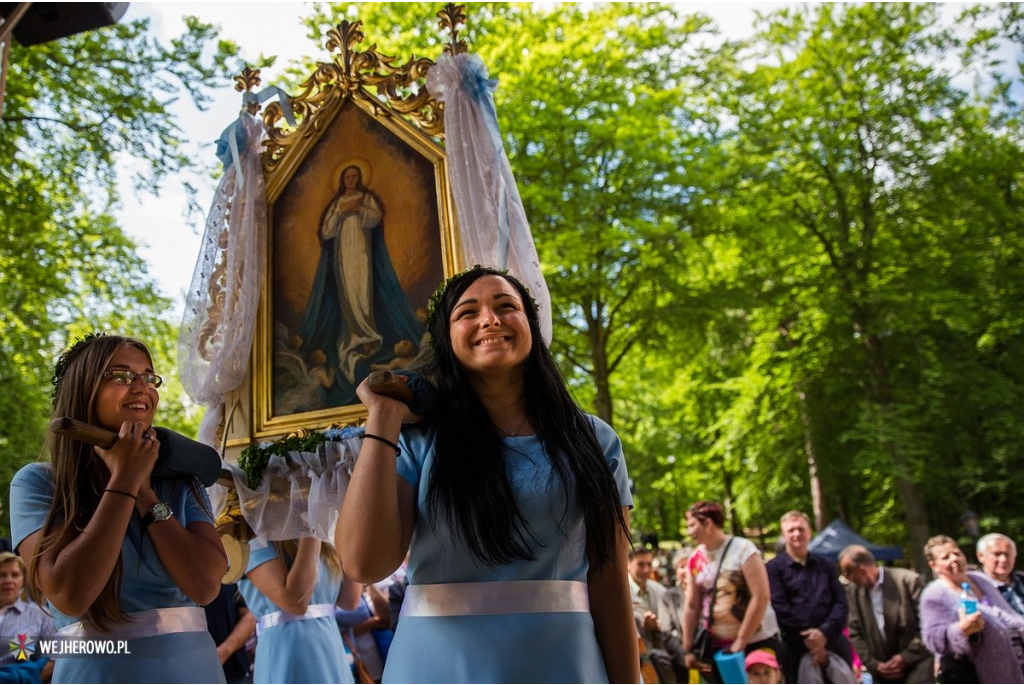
[
  {"xmin": 5, "ymin": 268, "xmax": 637, "ymax": 684},
  {"xmin": 630, "ymin": 509, "xmax": 1024, "ymax": 685},
  {"xmin": 3, "ymin": 265, "xmax": 1023, "ymax": 684}
]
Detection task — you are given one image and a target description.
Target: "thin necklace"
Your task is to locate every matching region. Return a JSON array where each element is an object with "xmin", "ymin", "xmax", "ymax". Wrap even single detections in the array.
[{"xmin": 499, "ymin": 415, "xmax": 529, "ymax": 437}]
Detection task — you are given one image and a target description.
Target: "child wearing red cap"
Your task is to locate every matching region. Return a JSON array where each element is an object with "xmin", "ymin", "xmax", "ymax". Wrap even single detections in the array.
[{"xmin": 746, "ymin": 648, "xmax": 784, "ymax": 684}]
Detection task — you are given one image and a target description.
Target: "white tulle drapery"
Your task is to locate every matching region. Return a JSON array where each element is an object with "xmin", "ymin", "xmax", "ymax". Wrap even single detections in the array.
[
  {"xmin": 178, "ymin": 113, "xmax": 267, "ymax": 447},
  {"xmin": 426, "ymin": 52, "xmax": 553, "ymax": 343},
  {"xmin": 207, "ymin": 435, "xmax": 362, "ymax": 543}
]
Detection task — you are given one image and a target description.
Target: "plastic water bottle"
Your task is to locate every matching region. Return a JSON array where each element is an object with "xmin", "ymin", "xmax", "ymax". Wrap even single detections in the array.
[
  {"xmin": 861, "ymin": 671, "xmax": 874, "ymax": 685},
  {"xmin": 959, "ymin": 581, "xmax": 978, "ymax": 615}
]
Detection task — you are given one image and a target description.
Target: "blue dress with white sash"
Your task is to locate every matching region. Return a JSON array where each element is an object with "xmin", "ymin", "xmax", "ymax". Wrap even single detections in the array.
[
  {"xmin": 9, "ymin": 462, "xmax": 224, "ymax": 684},
  {"xmin": 382, "ymin": 415, "xmax": 632, "ymax": 684},
  {"xmin": 238, "ymin": 541, "xmax": 353, "ymax": 684}
]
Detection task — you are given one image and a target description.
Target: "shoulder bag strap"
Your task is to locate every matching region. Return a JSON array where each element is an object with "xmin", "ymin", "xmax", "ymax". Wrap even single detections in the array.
[{"xmin": 704, "ymin": 536, "xmax": 736, "ymax": 630}]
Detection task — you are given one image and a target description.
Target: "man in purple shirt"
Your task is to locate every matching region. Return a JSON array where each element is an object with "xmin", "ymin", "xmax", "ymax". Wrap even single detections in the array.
[{"xmin": 766, "ymin": 510, "xmax": 852, "ymax": 683}]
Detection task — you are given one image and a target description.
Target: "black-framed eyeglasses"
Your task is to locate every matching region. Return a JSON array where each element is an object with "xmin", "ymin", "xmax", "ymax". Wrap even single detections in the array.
[{"xmin": 102, "ymin": 369, "xmax": 163, "ymax": 389}]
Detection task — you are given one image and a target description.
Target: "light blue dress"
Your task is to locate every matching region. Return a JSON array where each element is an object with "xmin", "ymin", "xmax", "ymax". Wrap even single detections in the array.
[
  {"xmin": 383, "ymin": 415, "xmax": 633, "ymax": 684},
  {"xmin": 9, "ymin": 462, "xmax": 225, "ymax": 684},
  {"xmin": 238, "ymin": 540, "xmax": 353, "ymax": 684}
]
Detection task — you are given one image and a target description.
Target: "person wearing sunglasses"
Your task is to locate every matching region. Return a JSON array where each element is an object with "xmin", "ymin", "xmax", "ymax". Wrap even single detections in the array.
[{"xmin": 10, "ymin": 333, "xmax": 228, "ymax": 683}]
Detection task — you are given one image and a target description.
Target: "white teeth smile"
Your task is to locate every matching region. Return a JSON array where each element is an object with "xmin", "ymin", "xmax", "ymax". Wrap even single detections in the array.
[
  {"xmin": 476, "ymin": 337, "xmax": 509, "ymax": 346},
  {"xmin": 125, "ymin": 403, "xmax": 148, "ymax": 410}
]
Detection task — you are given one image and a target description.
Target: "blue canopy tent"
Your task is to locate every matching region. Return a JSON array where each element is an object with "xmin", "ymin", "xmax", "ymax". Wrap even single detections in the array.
[{"xmin": 808, "ymin": 518, "xmax": 904, "ymax": 562}]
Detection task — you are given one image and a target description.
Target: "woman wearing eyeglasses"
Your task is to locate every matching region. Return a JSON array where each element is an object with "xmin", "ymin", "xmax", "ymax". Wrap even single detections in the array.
[
  {"xmin": 10, "ymin": 334, "xmax": 228, "ymax": 683},
  {"xmin": 682, "ymin": 500, "xmax": 786, "ymax": 683}
]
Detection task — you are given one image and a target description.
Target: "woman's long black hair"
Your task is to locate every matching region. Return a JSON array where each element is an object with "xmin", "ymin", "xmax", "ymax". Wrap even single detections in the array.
[{"xmin": 424, "ymin": 266, "xmax": 628, "ymax": 570}]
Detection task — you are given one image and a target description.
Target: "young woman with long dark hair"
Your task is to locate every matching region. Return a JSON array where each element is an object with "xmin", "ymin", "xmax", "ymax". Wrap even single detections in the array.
[{"xmin": 337, "ymin": 266, "xmax": 639, "ymax": 683}]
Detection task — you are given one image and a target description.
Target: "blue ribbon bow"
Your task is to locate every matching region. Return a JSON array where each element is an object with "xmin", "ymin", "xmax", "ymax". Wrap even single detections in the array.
[{"xmin": 215, "ymin": 85, "xmax": 297, "ymax": 188}]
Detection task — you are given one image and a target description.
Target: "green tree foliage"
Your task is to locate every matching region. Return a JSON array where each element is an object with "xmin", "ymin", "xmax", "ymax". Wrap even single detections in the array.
[
  {"xmin": 0, "ymin": 15, "xmax": 239, "ymax": 520},
  {"xmin": 296, "ymin": 3, "xmax": 1023, "ymax": 556},
  {"xmin": 5, "ymin": 2, "xmax": 1013, "ymax": 555},
  {"xmin": 686, "ymin": 3, "xmax": 1023, "ymax": 566},
  {"xmin": 306, "ymin": 3, "xmax": 726, "ymax": 420},
  {"xmin": 304, "ymin": 2, "xmax": 735, "ymax": 542}
]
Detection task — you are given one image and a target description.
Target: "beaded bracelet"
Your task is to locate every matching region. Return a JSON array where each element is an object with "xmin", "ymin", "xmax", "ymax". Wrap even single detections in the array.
[{"xmin": 363, "ymin": 433, "xmax": 401, "ymax": 456}]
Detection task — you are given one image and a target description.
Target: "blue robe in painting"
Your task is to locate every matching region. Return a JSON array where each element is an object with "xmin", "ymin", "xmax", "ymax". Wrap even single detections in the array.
[{"xmin": 295, "ymin": 224, "xmax": 422, "ymax": 407}]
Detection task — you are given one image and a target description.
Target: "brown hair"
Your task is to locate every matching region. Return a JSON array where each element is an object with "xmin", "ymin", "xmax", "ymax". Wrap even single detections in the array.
[
  {"xmin": 924, "ymin": 535, "xmax": 959, "ymax": 563},
  {"xmin": 721, "ymin": 569, "xmax": 751, "ymax": 620},
  {"xmin": 30, "ymin": 335, "xmax": 153, "ymax": 629},
  {"xmin": 272, "ymin": 539, "xmax": 343, "ymax": 579},
  {"xmin": 628, "ymin": 546, "xmax": 656, "ymax": 562},
  {"xmin": 687, "ymin": 500, "xmax": 725, "ymax": 528}
]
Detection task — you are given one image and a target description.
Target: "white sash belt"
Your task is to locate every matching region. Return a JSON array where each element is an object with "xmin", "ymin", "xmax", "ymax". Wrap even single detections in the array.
[
  {"xmin": 257, "ymin": 602, "xmax": 336, "ymax": 635},
  {"xmin": 400, "ymin": 580, "xmax": 590, "ymax": 618},
  {"xmin": 58, "ymin": 606, "xmax": 207, "ymax": 640}
]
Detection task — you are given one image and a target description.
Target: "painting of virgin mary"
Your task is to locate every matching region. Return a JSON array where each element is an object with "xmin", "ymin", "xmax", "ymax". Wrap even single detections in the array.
[{"xmin": 281, "ymin": 159, "xmax": 423, "ymax": 409}]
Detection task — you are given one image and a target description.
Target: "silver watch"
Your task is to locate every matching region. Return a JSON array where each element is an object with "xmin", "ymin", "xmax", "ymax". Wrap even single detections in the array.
[{"xmin": 141, "ymin": 501, "xmax": 173, "ymax": 531}]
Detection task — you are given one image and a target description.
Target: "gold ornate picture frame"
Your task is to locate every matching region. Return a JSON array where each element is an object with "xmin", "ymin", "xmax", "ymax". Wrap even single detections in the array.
[{"xmin": 247, "ymin": 10, "xmax": 466, "ymax": 439}]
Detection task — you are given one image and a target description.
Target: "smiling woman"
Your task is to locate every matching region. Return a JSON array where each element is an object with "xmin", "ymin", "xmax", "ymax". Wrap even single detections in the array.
[
  {"xmin": 447, "ymin": 275, "xmax": 533, "ymax": 385},
  {"xmin": 337, "ymin": 266, "xmax": 639, "ymax": 683},
  {"xmin": 919, "ymin": 535, "xmax": 1024, "ymax": 683},
  {"xmin": 9, "ymin": 334, "xmax": 228, "ymax": 684}
]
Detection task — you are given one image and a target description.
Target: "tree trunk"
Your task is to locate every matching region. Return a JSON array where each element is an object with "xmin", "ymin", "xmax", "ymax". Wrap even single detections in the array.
[
  {"xmin": 721, "ymin": 459, "xmax": 740, "ymax": 535},
  {"xmin": 655, "ymin": 498, "xmax": 669, "ymax": 544},
  {"xmin": 859, "ymin": 326, "xmax": 932, "ymax": 574},
  {"xmin": 587, "ymin": 312, "xmax": 614, "ymax": 426},
  {"xmin": 798, "ymin": 388, "xmax": 828, "ymax": 532}
]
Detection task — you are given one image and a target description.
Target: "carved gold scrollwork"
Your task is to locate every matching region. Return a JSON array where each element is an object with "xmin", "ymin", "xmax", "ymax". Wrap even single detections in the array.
[
  {"xmin": 214, "ymin": 485, "xmax": 254, "ymax": 584},
  {"xmin": 438, "ymin": 3, "xmax": 469, "ymax": 56},
  {"xmin": 258, "ymin": 4, "xmax": 469, "ymax": 173},
  {"xmin": 235, "ymin": 67, "xmax": 263, "ymax": 114}
]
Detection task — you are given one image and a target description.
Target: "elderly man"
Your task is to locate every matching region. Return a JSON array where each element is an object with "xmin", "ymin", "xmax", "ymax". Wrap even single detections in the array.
[
  {"xmin": 838, "ymin": 545, "xmax": 932, "ymax": 683},
  {"xmin": 766, "ymin": 511, "xmax": 852, "ymax": 683},
  {"xmin": 976, "ymin": 532, "xmax": 1024, "ymax": 615}
]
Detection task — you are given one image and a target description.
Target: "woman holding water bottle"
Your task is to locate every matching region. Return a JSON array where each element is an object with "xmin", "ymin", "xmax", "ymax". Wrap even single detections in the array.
[{"xmin": 919, "ymin": 535, "xmax": 1024, "ymax": 683}]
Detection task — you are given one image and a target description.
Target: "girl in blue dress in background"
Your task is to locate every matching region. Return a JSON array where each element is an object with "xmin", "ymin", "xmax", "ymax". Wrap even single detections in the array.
[
  {"xmin": 10, "ymin": 334, "xmax": 227, "ymax": 683},
  {"xmin": 239, "ymin": 536, "xmax": 360, "ymax": 684},
  {"xmin": 337, "ymin": 266, "xmax": 640, "ymax": 683}
]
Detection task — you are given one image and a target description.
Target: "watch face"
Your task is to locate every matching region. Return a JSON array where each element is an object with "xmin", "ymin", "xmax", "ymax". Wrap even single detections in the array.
[{"xmin": 152, "ymin": 502, "xmax": 173, "ymax": 521}]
